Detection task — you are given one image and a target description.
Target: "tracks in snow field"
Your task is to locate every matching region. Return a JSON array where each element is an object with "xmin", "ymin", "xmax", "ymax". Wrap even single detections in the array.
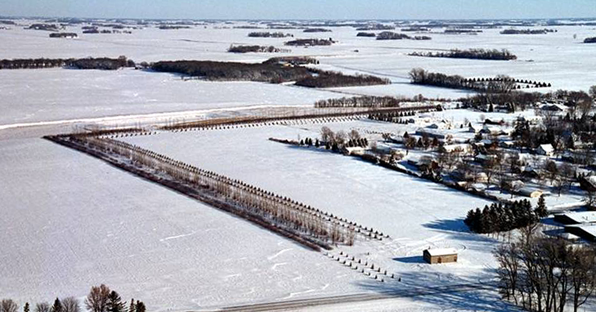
[{"xmin": 203, "ymin": 282, "xmax": 495, "ymax": 311}]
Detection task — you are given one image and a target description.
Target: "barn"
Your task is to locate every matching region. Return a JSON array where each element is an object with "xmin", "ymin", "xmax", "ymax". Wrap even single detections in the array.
[
  {"xmin": 423, "ymin": 248, "xmax": 458, "ymax": 264},
  {"xmin": 554, "ymin": 211, "xmax": 596, "ymax": 225}
]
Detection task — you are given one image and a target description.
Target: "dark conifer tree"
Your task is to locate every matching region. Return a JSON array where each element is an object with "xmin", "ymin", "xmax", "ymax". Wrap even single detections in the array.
[
  {"xmin": 106, "ymin": 291, "xmax": 125, "ymax": 312},
  {"xmin": 52, "ymin": 298, "xmax": 62, "ymax": 312}
]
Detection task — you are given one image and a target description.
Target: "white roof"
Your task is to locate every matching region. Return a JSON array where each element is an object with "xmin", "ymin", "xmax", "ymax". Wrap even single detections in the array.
[
  {"xmin": 568, "ymin": 224, "xmax": 596, "ymax": 238},
  {"xmin": 561, "ymin": 211, "xmax": 596, "ymax": 224},
  {"xmin": 425, "ymin": 248, "xmax": 457, "ymax": 256},
  {"xmin": 539, "ymin": 144, "xmax": 554, "ymax": 152}
]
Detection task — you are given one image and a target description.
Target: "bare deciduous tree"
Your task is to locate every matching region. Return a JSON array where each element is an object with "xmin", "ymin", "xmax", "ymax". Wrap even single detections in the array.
[
  {"xmin": 85, "ymin": 284, "xmax": 111, "ymax": 312},
  {"xmin": 62, "ymin": 297, "xmax": 80, "ymax": 312},
  {"xmin": 0, "ymin": 300, "xmax": 18, "ymax": 312}
]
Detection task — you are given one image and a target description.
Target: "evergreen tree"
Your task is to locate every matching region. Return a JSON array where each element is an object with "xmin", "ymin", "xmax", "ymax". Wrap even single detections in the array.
[
  {"xmin": 135, "ymin": 301, "xmax": 145, "ymax": 312},
  {"xmin": 52, "ymin": 298, "xmax": 62, "ymax": 312},
  {"xmin": 128, "ymin": 300, "xmax": 135, "ymax": 312},
  {"xmin": 315, "ymin": 138, "xmax": 320, "ymax": 148},
  {"xmin": 106, "ymin": 291, "xmax": 125, "ymax": 312},
  {"xmin": 24, "ymin": 303, "xmax": 30, "ymax": 312},
  {"xmin": 536, "ymin": 195, "xmax": 547, "ymax": 218}
]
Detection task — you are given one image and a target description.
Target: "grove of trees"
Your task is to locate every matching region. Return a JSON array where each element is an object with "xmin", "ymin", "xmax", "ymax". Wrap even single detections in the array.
[
  {"xmin": 495, "ymin": 225, "xmax": 596, "ymax": 312},
  {"xmin": 464, "ymin": 200, "xmax": 540, "ymax": 234},
  {"xmin": 409, "ymin": 48, "xmax": 517, "ymax": 61}
]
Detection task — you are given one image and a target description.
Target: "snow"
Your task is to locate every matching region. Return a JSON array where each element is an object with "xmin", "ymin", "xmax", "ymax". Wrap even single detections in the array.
[
  {"xmin": 0, "ymin": 138, "xmax": 372, "ymax": 311},
  {"xmin": 559, "ymin": 211, "xmax": 596, "ymax": 224},
  {"xmin": 120, "ymin": 121, "xmax": 499, "ymax": 283},
  {"xmin": 0, "ymin": 68, "xmax": 341, "ymax": 127},
  {"xmin": 2, "ymin": 20, "xmax": 596, "ymax": 311},
  {"xmin": 426, "ymin": 248, "xmax": 458, "ymax": 257}
]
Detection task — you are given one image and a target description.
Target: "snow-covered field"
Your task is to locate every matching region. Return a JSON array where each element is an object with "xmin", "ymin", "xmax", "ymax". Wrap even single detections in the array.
[
  {"xmin": 121, "ymin": 122, "xmax": 498, "ymax": 282},
  {"xmin": 0, "ymin": 68, "xmax": 342, "ymax": 127},
  {"xmin": 2, "ymin": 19, "xmax": 596, "ymax": 311},
  {"xmin": 0, "ymin": 138, "xmax": 373, "ymax": 311}
]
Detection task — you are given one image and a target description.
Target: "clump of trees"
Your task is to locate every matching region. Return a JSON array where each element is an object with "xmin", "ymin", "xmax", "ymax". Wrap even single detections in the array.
[
  {"xmin": 464, "ymin": 200, "xmax": 539, "ymax": 234},
  {"xmin": 356, "ymin": 32, "xmax": 376, "ymax": 37},
  {"xmin": 49, "ymin": 33, "xmax": 77, "ymax": 38},
  {"xmin": 27, "ymin": 24, "xmax": 59, "ymax": 31},
  {"xmin": 409, "ymin": 48, "xmax": 517, "ymax": 60},
  {"xmin": 584, "ymin": 37, "xmax": 596, "ymax": 44},
  {"xmin": 319, "ymin": 127, "xmax": 368, "ymax": 151},
  {"xmin": 376, "ymin": 32, "xmax": 411, "ymax": 40},
  {"xmin": 494, "ymin": 225, "xmax": 596, "ymax": 312},
  {"xmin": 409, "ymin": 68, "xmax": 521, "ymax": 93},
  {"xmin": 227, "ymin": 45, "xmax": 287, "ymax": 53},
  {"xmin": 151, "ymin": 60, "xmax": 312, "ymax": 83},
  {"xmin": 0, "ymin": 284, "xmax": 145, "ymax": 312},
  {"xmin": 284, "ymin": 39, "xmax": 335, "ymax": 46},
  {"xmin": 295, "ymin": 70, "xmax": 390, "ymax": 88},
  {"xmin": 248, "ymin": 32, "xmax": 293, "ymax": 38},
  {"xmin": 303, "ymin": 28, "xmax": 332, "ymax": 33},
  {"xmin": 0, "ymin": 56, "xmax": 134, "ymax": 70},
  {"xmin": 500, "ymin": 28, "xmax": 556, "ymax": 35},
  {"xmin": 263, "ymin": 56, "xmax": 319, "ymax": 65}
]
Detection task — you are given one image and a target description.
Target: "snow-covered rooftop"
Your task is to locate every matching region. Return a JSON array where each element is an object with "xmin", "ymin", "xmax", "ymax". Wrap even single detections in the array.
[
  {"xmin": 425, "ymin": 248, "xmax": 458, "ymax": 256},
  {"xmin": 560, "ymin": 211, "xmax": 596, "ymax": 224}
]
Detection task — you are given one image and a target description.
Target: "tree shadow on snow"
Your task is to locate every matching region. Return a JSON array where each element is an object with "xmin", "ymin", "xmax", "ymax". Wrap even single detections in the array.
[
  {"xmin": 423, "ymin": 218, "xmax": 469, "ymax": 233},
  {"xmin": 353, "ymin": 271, "xmax": 520, "ymax": 312},
  {"xmin": 393, "ymin": 255, "xmax": 426, "ymax": 264}
]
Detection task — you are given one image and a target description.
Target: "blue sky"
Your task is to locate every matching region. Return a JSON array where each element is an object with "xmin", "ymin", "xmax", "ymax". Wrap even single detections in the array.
[{"xmin": 2, "ymin": 0, "xmax": 596, "ymax": 20}]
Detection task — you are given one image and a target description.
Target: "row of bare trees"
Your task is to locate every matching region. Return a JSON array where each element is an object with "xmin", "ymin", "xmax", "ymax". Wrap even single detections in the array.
[
  {"xmin": 66, "ymin": 135, "xmax": 387, "ymax": 249},
  {"xmin": 495, "ymin": 225, "xmax": 596, "ymax": 312}
]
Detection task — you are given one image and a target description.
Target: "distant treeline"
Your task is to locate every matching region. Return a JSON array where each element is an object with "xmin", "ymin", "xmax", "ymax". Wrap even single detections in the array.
[
  {"xmin": 248, "ymin": 32, "xmax": 293, "ymax": 38},
  {"xmin": 314, "ymin": 96, "xmax": 402, "ymax": 108},
  {"xmin": 295, "ymin": 71, "xmax": 390, "ymax": 88},
  {"xmin": 500, "ymin": 28, "xmax": 556, "ymax": 35},
  {"xmin": 151, "ymin": 60, "xmax": 311, "ymax": 83},
  {"xmin": 228, "ymin": 45, "xmax": 288, "ymax": 53},
  {"xmin": 151, "ymin": 60, "xmax": 389, "ymax": 88},
  {"xmin": 356, "ymin": 32, "xmax": 376, "ymax": 37},
  {"xmin": 0, "ymin": 56, "xmax": 134, "ymax": 70},
  {"xmin": 376, "ymin": 31, "xmax": 430, "ymax": 40},
  {"xmin": 355, "ymin": 24, "xmax": 395, "ymax": 31},
  {"xmin": 409, "ymin": 68, "xmax": 515, "ymax": 92},
  {"xmin": 27, "ymin": 23, "xmax": 59, "ymax": 31},
  {"xmin": 158, "ymin": 25, "xmax": 191, "ymax": 30},
  {"xmin": 585, "ymin": 37, "xmax": 596, "ymax": 43},
  {"xmin": 285, "ymin": 38, "xmax": 335, "ymax": 46},
  {"xmin": 263, "ymin": 56, "xmax": 319, "ymax": 65},
  {"xmin": 409, "ymin": 48, "xmax": 517, "ymax": 61},
  {"xmin": 303, "ymin": 28, "xmax": 332, "ymax": 33}
]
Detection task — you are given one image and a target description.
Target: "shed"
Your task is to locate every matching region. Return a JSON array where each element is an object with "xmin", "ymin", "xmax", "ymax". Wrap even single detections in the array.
[
  {"xmin": 517, "ymin": 187, "xmax": 544, "ymax": 198},
  {"xmin": 423, "ymin": 248, "xmax": 458, "ymax": 264},
  {"xmin": 536, "ymin": 144, "xmax": 555, "ymax": 156}
]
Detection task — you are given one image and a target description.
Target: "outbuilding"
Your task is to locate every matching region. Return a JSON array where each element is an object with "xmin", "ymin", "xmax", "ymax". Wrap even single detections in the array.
[
  {"xmin": 554, "ymin": 211, "xmax": 596, "ymax": 225},
  {"xmin": 536, "ymin": 144, "xmax": 555, "ymax": 156},
  {"xmin": 423, "ymin": 248, "xmax": 458, "ymax": 264}
]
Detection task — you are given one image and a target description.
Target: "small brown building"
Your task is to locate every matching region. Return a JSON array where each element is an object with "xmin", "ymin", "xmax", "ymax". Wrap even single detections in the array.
[{"xmin": 423, "ymin": 248, "xmax": 458, "ymax": 264}]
